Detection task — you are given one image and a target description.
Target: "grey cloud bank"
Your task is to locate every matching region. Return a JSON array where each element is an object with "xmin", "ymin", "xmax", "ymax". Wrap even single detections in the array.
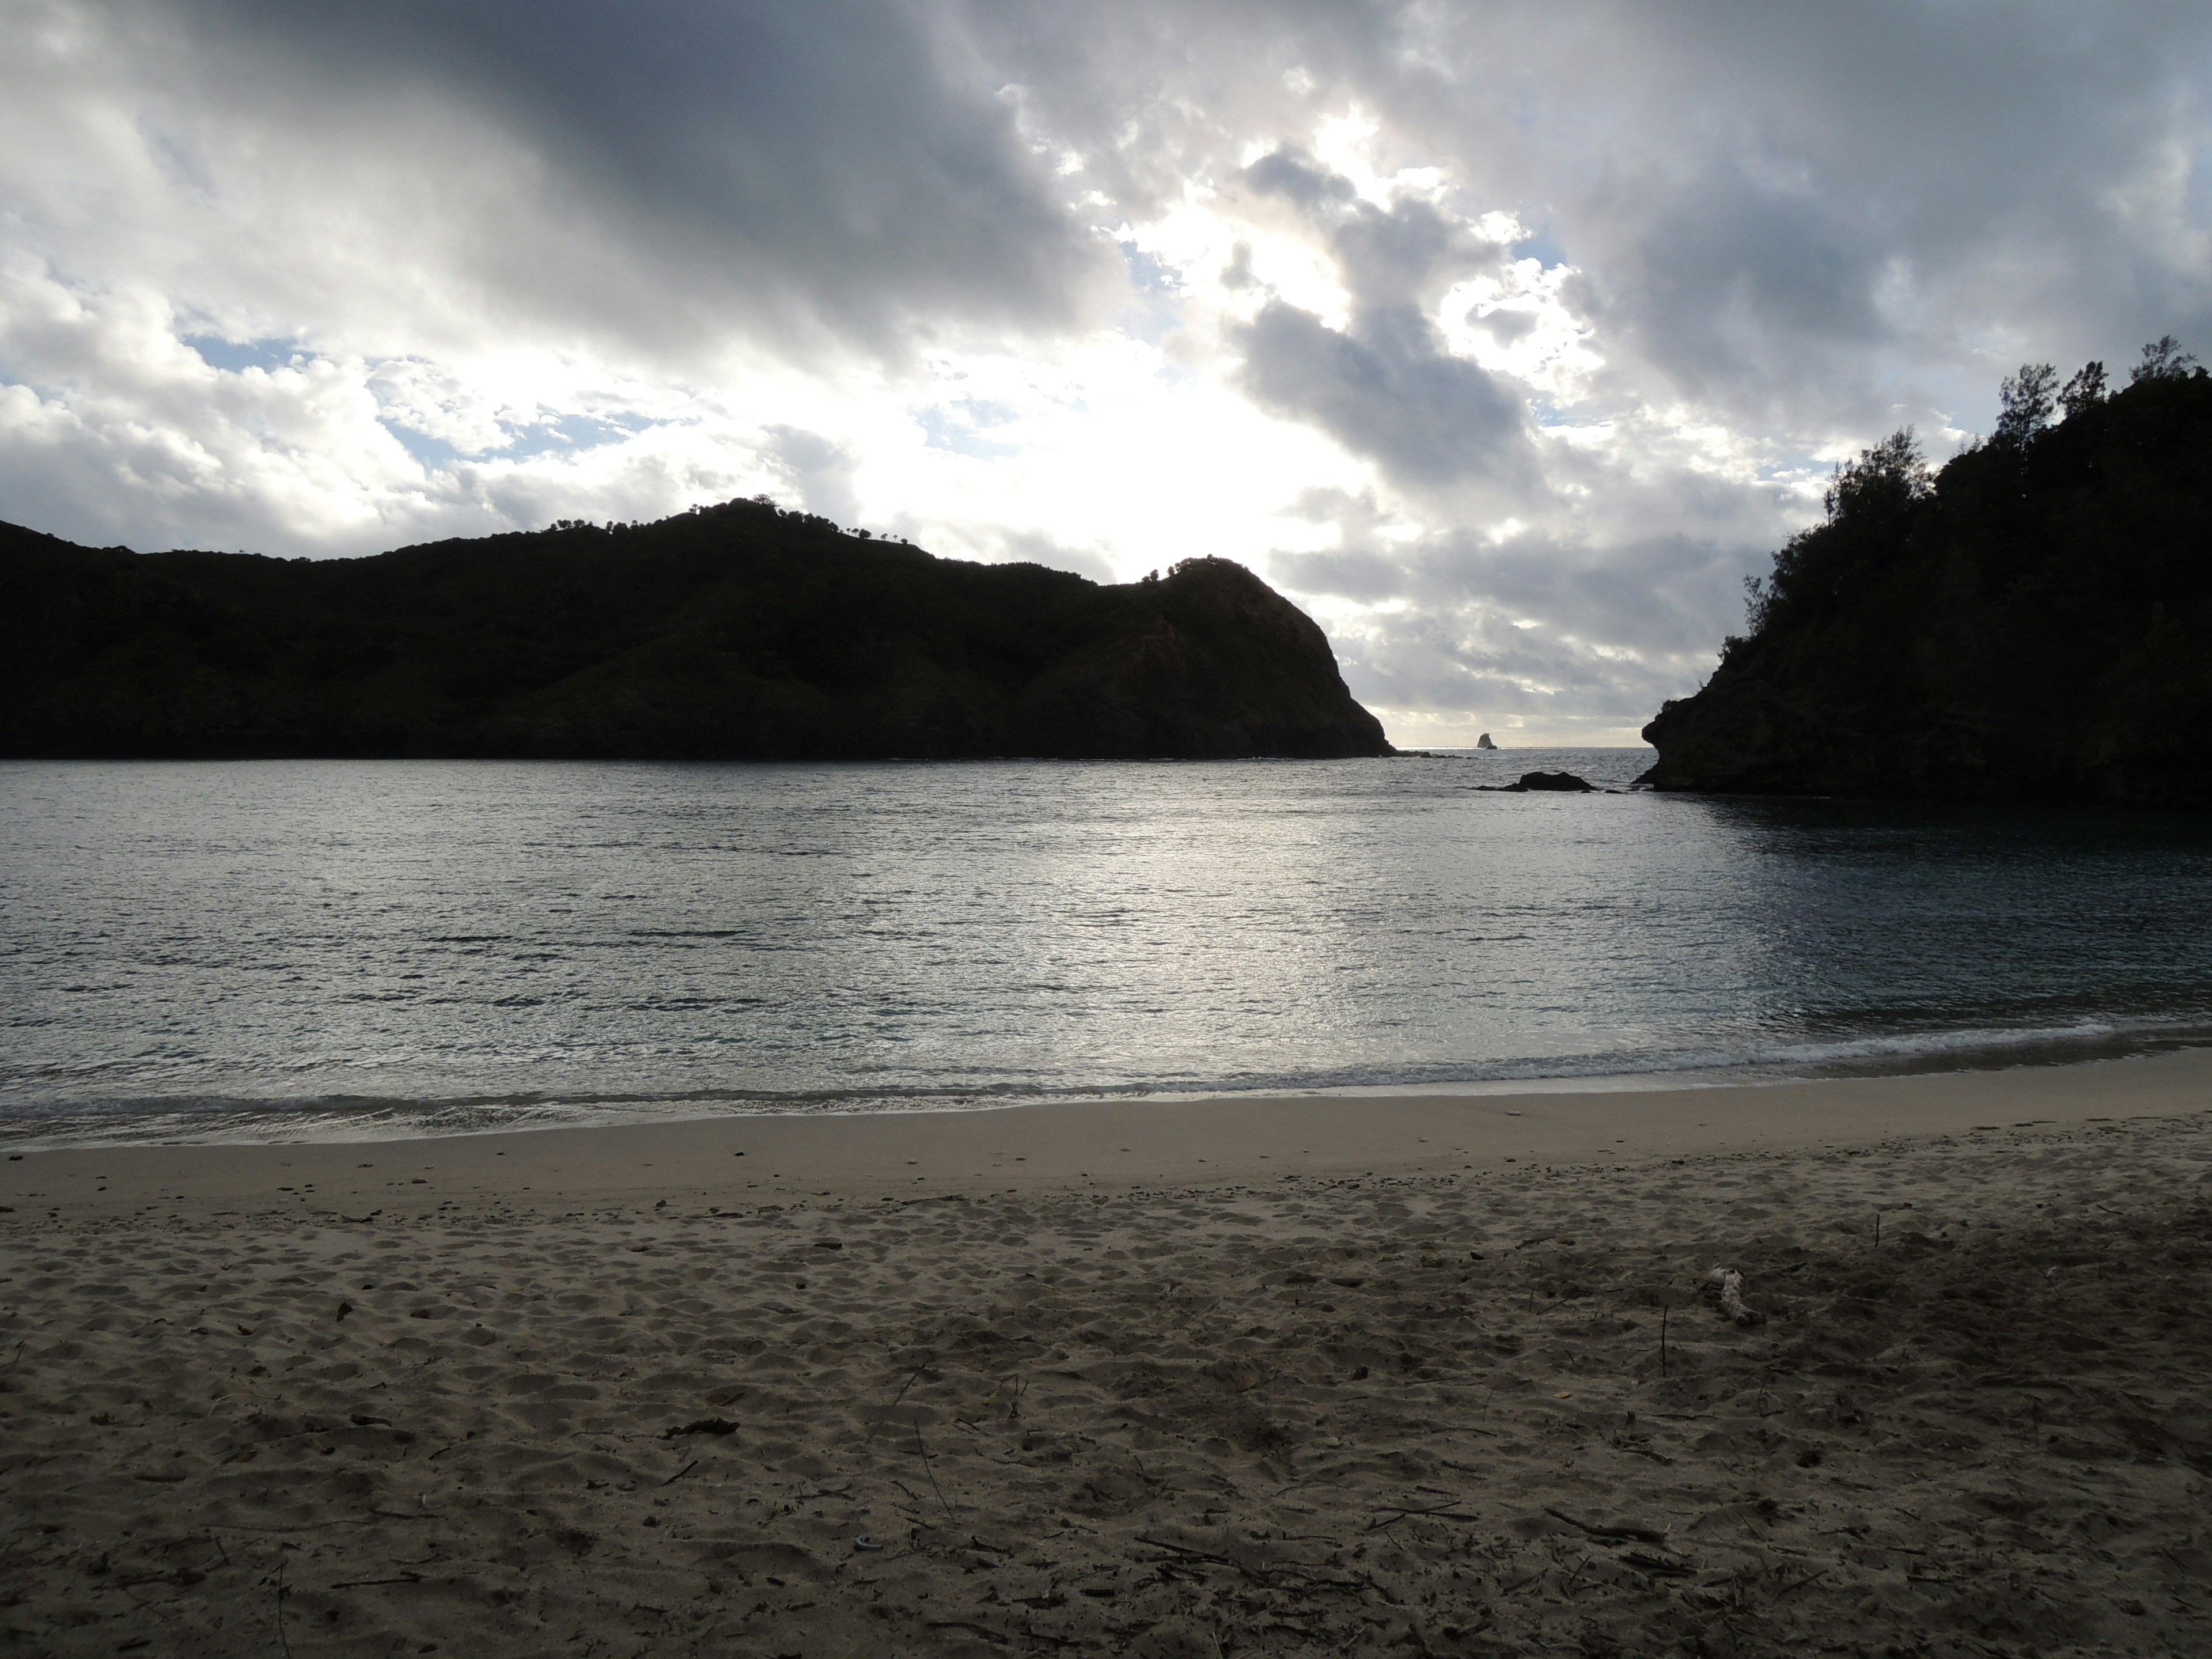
[
  {"xmin": 2, "ymin": 0, "xmax": 2208, "ymax": 743},
  {"xmin": 168, "ymin": 0, "xmax": 1115, "ymax": 351}
]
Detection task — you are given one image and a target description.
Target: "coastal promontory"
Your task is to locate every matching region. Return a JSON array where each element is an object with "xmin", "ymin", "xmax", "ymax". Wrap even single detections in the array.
[
  {"xmin": 1642, "ymin": 350, "xmax": 2212, "ymax": 804},
  {"xmin": 0, "ymin": 503, "xmax": 1391, "ymax": 760}
]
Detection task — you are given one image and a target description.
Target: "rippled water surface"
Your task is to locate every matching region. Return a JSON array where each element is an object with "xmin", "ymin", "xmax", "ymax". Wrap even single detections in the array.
[{"xmin": 5, "ymin": 754, "xmax": 2212, "ymax": 1143}]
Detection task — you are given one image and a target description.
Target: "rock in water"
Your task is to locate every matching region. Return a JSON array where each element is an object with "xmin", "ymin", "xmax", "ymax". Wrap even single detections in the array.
[
  {"xmin": 1476, "ymin": 732, "xmax": 1497, "ymax": 749},
  {"xmin": 0, "ymin": 506, "xmax": 1393, "ymax": 761},
  {"xmin": 1505, "ymin": 771, "xmax": 1593, "ymax": 792}
]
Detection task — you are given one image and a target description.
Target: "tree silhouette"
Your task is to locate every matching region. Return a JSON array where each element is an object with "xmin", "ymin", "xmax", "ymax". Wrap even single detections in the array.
[
  {"xmin": 1734, "ymin": 429, "xmax": 1930, "ymax": 644},
  {"xmin": 2058, "ymin": 361, "xmax": 2107, "ymax": 419},
  {"xmin": 2130, "ymin": 335, "xmax": 2198, "ymax": 383},
  {"xmin": 1824, "ymin": 427, "xmax": 1933, "ymax": 524},
  {"xmin": 1994, "ymin": 363, "xmax": 2058, "ymax": 445}
]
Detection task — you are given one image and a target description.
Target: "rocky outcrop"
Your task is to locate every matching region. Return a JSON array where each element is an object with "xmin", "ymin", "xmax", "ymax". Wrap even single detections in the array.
[
  {"xmin": 1478, "ymin": 771, "xmax": 1593, "ymax": 792},
  {"xmin": 0, "ymin": 503, "xmax": 1392, "ymax": 761},
  {"xmin": 1641, "ymin": 368, "xmax": 2212, "ymax": 804}
]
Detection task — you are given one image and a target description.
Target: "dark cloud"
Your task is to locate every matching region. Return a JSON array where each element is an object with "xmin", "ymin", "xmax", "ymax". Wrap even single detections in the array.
[
  {"xmin": 1242, "ymin": 146, "xmax": 1356, "ymax": 211},
  {"xmin": 1464, "ymin": 3, "xmax": 2212, "ymax": 423},
  {"xmin": 148, "ymin": 0, "xmax": 1120, "ymax": 356},
  {"xmin": 1463, "ymin": 532, "xmax": 1753, "ymax": 662},
  {"xmin": 1237, "ymin": 300, "xmax": 1529, "ymax": 487},
  {"xmin": 1585, "ymin": 183, "xmax": 1889, "ymax": 399},
  {"xmin": 1329, "ymin": 197, "xmax": 1489, "ymax": 313},
  {"xmin": 1238, "ymin": 146, "xmax": 1505, "ymax": 310},
  {"xmin": 987, "ymin": 1, "xmax": 2212, "ymax": 425},
  {"xmin": 1270, "ymin": 547, "xmax": 1406, "ymax": 603},
  {"xmin": 1229, "ymin": 147, "xmax": 1531, "ymax": 488},
  {"xmin": 1268, "ymin": 490, "xmax": 1409, "ymax": 601}
]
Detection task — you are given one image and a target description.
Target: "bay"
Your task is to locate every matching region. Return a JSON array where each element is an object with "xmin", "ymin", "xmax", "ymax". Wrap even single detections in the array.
[{"xmin": 3, "ymin": 753, "xmax": 2210, "ymax": 1145}]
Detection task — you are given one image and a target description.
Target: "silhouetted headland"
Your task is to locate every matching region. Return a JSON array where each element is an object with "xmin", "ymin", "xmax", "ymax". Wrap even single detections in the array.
[
  {"xmin": 1643, "ymin": 342, "xmax": 2212, "ymax": 803},
  {"xmin": 0, "ymin": 502, "xmax": 1391, "ymax": 760}
]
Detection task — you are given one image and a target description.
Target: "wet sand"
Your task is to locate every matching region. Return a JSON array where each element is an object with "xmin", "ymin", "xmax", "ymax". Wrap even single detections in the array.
[{"xmin": 3, "ymin": 1051, "xmax": 2210, "ymax": 1655}]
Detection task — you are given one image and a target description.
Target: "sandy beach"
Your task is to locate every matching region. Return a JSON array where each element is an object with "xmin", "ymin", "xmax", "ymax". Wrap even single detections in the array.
[{"xmin": 4, "ymin": 1051, "xmax": 2211, "ymax": 1656}]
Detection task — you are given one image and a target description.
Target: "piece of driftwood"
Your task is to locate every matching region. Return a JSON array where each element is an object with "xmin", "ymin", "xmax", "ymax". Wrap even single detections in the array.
[
  {"xmin": 1543, "ymin": 1508, "xmax": 1671, "ymax": 1544},
  {"xmin": 1702, "ymin": 1266, "xmax": 1767, "ymax": 1327}
]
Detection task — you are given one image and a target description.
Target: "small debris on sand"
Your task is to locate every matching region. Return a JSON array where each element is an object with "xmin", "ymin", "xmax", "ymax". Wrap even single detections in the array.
[
  {"xmin": 660, "ymin": 1416, "xmax": 740, "ymax": 1439},
  {"xmin": 1702, "ymin": 1263, "xmax": 1768, "ymax": 1325}
]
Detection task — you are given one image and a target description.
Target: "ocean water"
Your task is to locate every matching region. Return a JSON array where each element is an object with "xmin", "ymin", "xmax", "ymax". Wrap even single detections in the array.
[{"xmin": 3, "ymin": 753, "xmax": 2211, "ymax": 1146}]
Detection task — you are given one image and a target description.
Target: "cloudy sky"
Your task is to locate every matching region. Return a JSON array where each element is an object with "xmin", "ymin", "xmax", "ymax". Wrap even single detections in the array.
[{"xmin": 5, "ymin": 2, "xmax": 2209, "ymax": 744}]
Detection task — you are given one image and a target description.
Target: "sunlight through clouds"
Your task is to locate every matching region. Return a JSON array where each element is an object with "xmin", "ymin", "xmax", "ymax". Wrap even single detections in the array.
[{"xmin": 3, "ymin": 1, "xmax": 2209, "ymax": 743}]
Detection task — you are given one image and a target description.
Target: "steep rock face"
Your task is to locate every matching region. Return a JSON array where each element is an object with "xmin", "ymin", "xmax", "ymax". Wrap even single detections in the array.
[
  {"xmin": 0, "ymin": 503, "xmax": 1392, "ymax": 760},
  {"xmin": 1642, "ymin": 371, "xmax": 2212, "ymax": 804}
]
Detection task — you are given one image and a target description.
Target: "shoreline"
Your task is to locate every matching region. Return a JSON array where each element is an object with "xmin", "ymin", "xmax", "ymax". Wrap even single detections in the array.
[
  {"xmin": 12, "ymin": 1018, "xmax": 2208, "ymax": 1158},
  {"xmin": 10, "ymin": 1046, "xmax": 2211, "ymax": 1218}
]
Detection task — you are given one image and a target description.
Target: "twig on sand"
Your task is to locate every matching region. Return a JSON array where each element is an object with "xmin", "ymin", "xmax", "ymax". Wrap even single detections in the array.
[
  {"xmin": 925, "ymin": 1620, "xmax": 1011, "ymax": 1646},
  {"xmin": 1543, "ymin": 1507, "xmax": 1669, "ymax": 1545},
  {"xmin": 868, "ymin": 1362, "xmax": 933, "ymax": 1444},
  {"xmin": 662, "ymin": 1460, "xmax": 699, "ymax": 1487},
  {"xmin": 889, "ymin": 1478, "xmax": 933, "ymax": 1524},
  {"xmin": 1135, "ymin": 1536, "xmax": 1275, "ymax": 1573},
  {"xmin": 1367, "ymin": 1501, "xmax": 1482, "ymax": 1532},
  {"xmin": 1134, "ymin": 1535, "xmax": 1366, "ymax": 1594},
  {"xmin": 274, "ymin": 1556, "xmax": 293, "ymax": 1659},
  {"xmin": 911, "ymin": 1422, "xmax": 957, "ymax": 1530}
]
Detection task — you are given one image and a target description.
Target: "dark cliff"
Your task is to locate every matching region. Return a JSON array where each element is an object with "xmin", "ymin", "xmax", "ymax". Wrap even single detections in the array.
[
  {"xmin": 1642, "ymin": 362, "xmax": 2212, "ymax": 804},
  {"xmin": 0, "ymin": 502, "xmax": 1391, "ymax": 760}
]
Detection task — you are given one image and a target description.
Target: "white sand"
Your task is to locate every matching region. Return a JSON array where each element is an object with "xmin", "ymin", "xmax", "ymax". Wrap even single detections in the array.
[{"xmin": 3, "ymin": 1050, "xmax": 2210, "ymax": 1655}]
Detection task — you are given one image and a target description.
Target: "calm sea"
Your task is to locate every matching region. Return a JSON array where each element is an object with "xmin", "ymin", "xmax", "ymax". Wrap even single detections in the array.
[{"xmin": 4, "ymin": 754, "xmax": 2211, "ymax": 1146}]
